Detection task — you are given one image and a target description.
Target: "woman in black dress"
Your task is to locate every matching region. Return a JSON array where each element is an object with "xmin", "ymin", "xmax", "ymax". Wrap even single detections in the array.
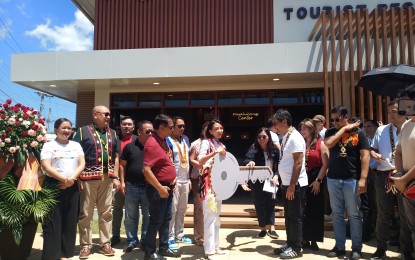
[{"xmin": 242, "ymin": 127, "xmax": 280, "ymax": 239}]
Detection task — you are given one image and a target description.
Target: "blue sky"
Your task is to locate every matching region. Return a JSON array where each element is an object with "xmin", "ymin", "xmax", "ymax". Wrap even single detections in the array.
[{"xmin": 0, "ymin": 0, "xmax": 93, "ymax": 129}]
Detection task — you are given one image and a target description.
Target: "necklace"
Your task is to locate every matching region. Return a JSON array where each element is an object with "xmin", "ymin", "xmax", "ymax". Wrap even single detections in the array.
[
  {"xmin": 279, "ymin": 128, "xmax": 293, "ymax": 164},
  {"xmin": 338, "ymin": 132, "xmax": 353, "ymax": 158},
  {"xmin": 172, "ymin": 136, "xmax": 188, "ymax": 169},
  {"xmin": 389, "ymin": 124, "xmax": 396, "ymax": 161},
  {"xmin": 153, "ymin": 133, "xmax": 173, "ymax": 164}
]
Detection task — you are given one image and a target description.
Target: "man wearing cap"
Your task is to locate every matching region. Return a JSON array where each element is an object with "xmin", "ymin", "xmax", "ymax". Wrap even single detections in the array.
[{"xmin": 313, "ymin": 115, "xmax": 327, "ymax": 139}]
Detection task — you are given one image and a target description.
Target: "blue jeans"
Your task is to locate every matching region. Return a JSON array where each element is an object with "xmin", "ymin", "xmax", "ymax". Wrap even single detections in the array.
[
  {"xmin": 327, "ymin": 178, "xmax": 362, "ymax": 252},
  {"xmin": 144, "ymin": 184, "xmax": 173, "ymax": 255},
  {"xmin": 124, "ymin": 181, "xmax": 149, "ymax": 246}
]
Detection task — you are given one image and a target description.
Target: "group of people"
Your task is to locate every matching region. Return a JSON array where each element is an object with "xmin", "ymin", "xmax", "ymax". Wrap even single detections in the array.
[{"xmin": 38, "ymin": 85, "xmax": 415, "ymax": 260}]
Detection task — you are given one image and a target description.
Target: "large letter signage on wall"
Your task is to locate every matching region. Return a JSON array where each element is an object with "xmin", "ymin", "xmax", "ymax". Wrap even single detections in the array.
[{"xmin": 274, "ymin": 0, "xmax": 414, "ymax": 43}]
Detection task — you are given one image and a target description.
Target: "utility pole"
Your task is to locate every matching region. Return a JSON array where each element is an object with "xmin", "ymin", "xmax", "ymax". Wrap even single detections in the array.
[
  {"xmin": 47, "ymin": 108, "xmax": 52, "ymax": 132},
  {"xmin": 35, "ymin": 91, "xmax": 53, "ymax": 118}
]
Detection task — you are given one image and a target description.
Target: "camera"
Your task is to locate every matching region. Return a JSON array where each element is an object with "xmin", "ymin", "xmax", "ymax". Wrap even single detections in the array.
[{"xmin": 398, "ymin": 99, "xmax": 415, "ymax": 116}]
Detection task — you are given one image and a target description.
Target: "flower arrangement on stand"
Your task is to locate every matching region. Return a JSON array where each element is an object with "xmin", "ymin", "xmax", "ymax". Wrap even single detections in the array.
[{"xmin": 0, "ymin": 99, "xmax": 57, "ymax": 260}]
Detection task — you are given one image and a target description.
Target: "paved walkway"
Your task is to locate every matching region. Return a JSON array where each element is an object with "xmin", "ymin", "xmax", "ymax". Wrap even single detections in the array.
[{"xmin": 27, "ymin": 228, "xmax": 403, "ymax": 260}]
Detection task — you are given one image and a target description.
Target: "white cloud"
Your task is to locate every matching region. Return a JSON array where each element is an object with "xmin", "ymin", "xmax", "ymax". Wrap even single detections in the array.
[
  {"xmin": 16, "ymin": 3, "xmax": 29, "ymax": 18},
  {"xmin": 25, "ymin": 10, "xmax": 93, "ymax": 51}
]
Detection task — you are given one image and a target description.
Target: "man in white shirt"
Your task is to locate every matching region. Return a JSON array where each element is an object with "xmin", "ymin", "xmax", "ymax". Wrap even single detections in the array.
[
  {"xmin": 272, "ymin": 109, "xmax": 308, "ymax": 259},
  {"xmin": 370, "ymin": 100, "xmax": 413, "ymax": 260},
  {"xmin": 166, "ymin": 117, "xmax": 192, "ymax": 250}
]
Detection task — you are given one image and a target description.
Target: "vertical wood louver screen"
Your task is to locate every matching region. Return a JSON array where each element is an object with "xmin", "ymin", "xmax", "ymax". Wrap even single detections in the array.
[{"xmin": 94, "ymin": 0, "xmax": 274, "ymax": 50}]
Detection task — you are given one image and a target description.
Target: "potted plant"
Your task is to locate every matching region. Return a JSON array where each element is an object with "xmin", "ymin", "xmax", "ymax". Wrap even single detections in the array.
[{"xmin": 0, "ymin": 99, "xmax": 57, "ymax": 260}]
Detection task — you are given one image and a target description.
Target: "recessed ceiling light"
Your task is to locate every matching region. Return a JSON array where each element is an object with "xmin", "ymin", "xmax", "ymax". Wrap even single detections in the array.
[
  {"xmin": 153, "ymin": 82, "xmax": 160, "ymax": 85},
  {"xmin": 49, "ymin": 84, "xmax": 56, "ymax": 87},
  {"xmin": 273, "ymin": 78, "xmax": 280, "ymax": 81}
]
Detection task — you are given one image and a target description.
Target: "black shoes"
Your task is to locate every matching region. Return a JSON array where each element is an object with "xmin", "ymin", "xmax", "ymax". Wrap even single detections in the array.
[
  {"xmin": 110, "ymin": 236, "xmax": 121, "ymax": 246},
  {"xmin": 327, "ymin": 247, "xmax": 346, "ymax": 258},
  {"xmin": 123, "ymin": 243, "xmax": 136, "ymax": 253},
  {"xmin": 256, "ymin": 230, "xmax": 266, "ymax": 238},
  {"xmin": 267, "ymin": 230, "xmax": 279, "ymax": 239},
  {"xmin": 144, "ymin": 252, "xmax": 166, "ymax": 260},
  {"xmin": 310, "ymin": 241, "xmax": 319, "ymax": 251},
  {"xmin": 159, "ymin": 248, "xmax": 182, "ymax": 258},
  {"xmin": 370, "ymin": 248, "xmax": 386, "ymax": 260}
]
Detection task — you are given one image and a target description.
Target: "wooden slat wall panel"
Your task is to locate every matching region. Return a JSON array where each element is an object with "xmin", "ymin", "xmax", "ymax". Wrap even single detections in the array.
[
  {"xmin": 94, "ymin": 0, "xmax": 274, "ymax": 50},
  {"xmin": 319, "ymin": 7, "xmax": 414, "ymax": 123}
]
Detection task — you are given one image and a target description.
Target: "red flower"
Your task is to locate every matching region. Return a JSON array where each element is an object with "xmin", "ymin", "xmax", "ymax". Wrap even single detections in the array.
[
  {"xmin": 16, "ymin": 122, "xmax": 21, "ymax": 127},
  {"xmin": 38, "ymin": 118, "xmax": 45, "ymax": 124},
  {"xmin": 22, "ymin": 130, "xmax": 27, "ymax": 136},
  {"xmin": 32, "ymin": 110, "xmax": 38, "ymax": 115},
  {"xmin": 5, "ymin": 99, "xmax": 12, "ymax": 104},
  {"xmin": 0, "ymin": 114, "xmax": 5, "ymax": 119},
  {"xmin": 0, "ymin": 109, "xmax": 4, "ymax": 113},
  {"xmin": 3, "ymin": 104, "xmax": 8, "ymax": 109},
  {"xmin": 15, "ymin": 103, "xmax": 21, "ymax": 108},
  {"xmin": 32, "ymin": 125, "xmax": 39, "ymax": 131},
  {"xmin": 6, "ymin": 127, "xmax": 12, "ymax": 132},
  {"xmin": 1, "ymin": 134, "xmax": 5, "ymax": 139},
  {"xmin": 23, "ymin": 113, "xmax": 29, "ymax": 119}
]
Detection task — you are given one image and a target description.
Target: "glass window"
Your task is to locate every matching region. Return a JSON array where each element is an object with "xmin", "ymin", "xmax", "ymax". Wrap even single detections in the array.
[
  {"xmin": 112, "ymin": 94, "xmax": 137, "ymax": 107},
  {"xmin": 301, "ymin": 89, "xmax": 324, "ymax": 103},
  {"xmin": 191, "ymin": 93, "xmax": 215, "ymax": 106},
  {"xmin": 139, "ymin": 94, "xmax": 162, "ymax": 106},
  {"xmin": 218, "ymin": 92, "xmax": 242, "ymax": 105},
  {"xmin": 164, "ymin": 93, "xmax": 188, "ymax": 106},
  {"xmin": 245, "ymin": 92, "xmax": 270, "ymax": 105},
  {"xmin": 273, "ymin": 92, "xmax": 299, "ymax": 104}
]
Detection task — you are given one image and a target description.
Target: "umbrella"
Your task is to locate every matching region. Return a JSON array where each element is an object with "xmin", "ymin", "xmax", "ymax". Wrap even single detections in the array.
[{"xmin": 357, "ymin": 64, "xmax": 415, "ymax": 97}]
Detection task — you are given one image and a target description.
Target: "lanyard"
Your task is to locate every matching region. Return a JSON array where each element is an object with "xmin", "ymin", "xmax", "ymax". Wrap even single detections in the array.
[
  {"xmin": 279, "ymin": 129, "xmax": 293, "ymax": 164},
  {"xmin": 172, "ymin": 137, "xmax": 188, "ymax": 169},
  {"xmin": 389, "ymin": 124, "xmax": 396, "ymax": 160}
]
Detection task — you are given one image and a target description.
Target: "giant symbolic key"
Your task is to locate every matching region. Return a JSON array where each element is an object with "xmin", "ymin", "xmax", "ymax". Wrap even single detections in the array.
[{"xmin": 210, "ymin": 152, "xmax": 274, "ymax": 200}]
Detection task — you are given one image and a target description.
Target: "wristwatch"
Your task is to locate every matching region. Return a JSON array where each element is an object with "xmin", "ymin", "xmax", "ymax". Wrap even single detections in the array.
[{"xmin": 316, "ymin": 178, "xmax": 322, "ymax": 183}]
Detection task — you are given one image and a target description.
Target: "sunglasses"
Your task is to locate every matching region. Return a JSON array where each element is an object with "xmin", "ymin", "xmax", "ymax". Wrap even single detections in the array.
[
  {"xmin": 142, "ymin": 129, "xmax": 153, "ymax": 134},
  {"xmin": 176, "ymin": 125, "xmax": 185, "ymax": 129},
  {"xmin": 329, "ymin": 116, "xmax": 343, "ymax": 123},
  {"xmin": 257, "ymin": 135, "xmax": 268, "ymax": 140}
]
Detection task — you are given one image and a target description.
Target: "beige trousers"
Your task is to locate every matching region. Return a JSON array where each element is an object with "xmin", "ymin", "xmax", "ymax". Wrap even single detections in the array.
[{"xmin": 78, "ymin": 176, "xmax": 113, "ymax": 246}]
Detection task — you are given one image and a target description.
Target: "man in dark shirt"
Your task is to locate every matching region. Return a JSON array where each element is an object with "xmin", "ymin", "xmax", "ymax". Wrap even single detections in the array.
[
  {"xmin": 111, "ymin": 116, "xmax": 137, "ymax": 246},
  {"xmin": 142, "ymin": 114, "xmax": 181, "ymax": 260},
  {"xmin": 121, "ymin": 120, "xmax": 152, "ymax": 253},
  {"xmin": 324, "ymin": 105, "xmax": 370, "ymax": 260}
]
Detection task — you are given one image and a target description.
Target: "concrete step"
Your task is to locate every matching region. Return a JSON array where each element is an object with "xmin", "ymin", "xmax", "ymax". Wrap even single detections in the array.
[{"xmin": 184, "ymin": 203, "xmax": 333, "ymax": 231}]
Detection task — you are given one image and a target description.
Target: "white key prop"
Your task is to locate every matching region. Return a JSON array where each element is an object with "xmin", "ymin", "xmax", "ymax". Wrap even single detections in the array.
[{"xmin": 210, "ymin": 152, "xmax": 274, "ymax": 200}]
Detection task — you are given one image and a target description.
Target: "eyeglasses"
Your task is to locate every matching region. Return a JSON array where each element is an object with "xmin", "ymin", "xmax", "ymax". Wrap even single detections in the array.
[
  {"xmin": 257, "ymin": 135, "xmax": 268, "ymax": 140},
  {"xmin": 176, "ymin": 125, "xmax": 185, "ymax": 129},
  {"xmin": 329, "ymin": 116, "xmax": 343, "ymax": 123}
]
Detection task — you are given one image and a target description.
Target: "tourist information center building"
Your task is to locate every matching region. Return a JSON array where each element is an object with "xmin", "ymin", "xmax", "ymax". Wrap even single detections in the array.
[{"xmin": 11, "ymin": 0, "xmax": 415, "ymax": 160}]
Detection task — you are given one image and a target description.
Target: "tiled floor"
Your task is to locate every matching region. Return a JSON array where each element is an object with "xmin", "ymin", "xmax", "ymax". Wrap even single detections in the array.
[{"xmin": 27, "ymin": 228, "xmax": 403, "ymax": 260}]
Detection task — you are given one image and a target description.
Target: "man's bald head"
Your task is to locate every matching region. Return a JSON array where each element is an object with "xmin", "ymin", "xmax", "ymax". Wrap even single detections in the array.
[{"xmin": 92, "ymin": 106, "xmax": 110, "ymax": 129}]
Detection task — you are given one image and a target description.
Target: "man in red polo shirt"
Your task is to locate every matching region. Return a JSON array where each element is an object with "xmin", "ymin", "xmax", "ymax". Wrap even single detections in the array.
[{"xmin": 142, "ymin": 114, "xmax": 181, "ymax": 260}]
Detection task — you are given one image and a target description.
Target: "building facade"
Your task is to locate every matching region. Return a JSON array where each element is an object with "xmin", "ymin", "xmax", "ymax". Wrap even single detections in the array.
[{"xmin": 11, "ymin": 0, "xmax": 415, "ymax": 160}]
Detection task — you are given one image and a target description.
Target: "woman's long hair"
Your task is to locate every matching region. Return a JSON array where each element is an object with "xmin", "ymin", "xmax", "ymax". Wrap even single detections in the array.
[
  {"xmin": 205, "ymin": 119, "xmax": 223, "ymax": 139},
  {"xmin": 254, "ymin": 127, "xmax": 273, "ymax": 160},
  {"xmin": 299, "ymin": 118, "xmax": 319, "ymax": 149}
]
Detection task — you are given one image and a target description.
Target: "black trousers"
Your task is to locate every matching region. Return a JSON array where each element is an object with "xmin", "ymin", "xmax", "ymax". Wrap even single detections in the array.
[
  {"xmin": 303, "ymin": 169, "xmax": 324, "ymax": 242},
  {"xmin": 42, "ymin": 177, "xmax": 79, "ymax": 260},
  {"xmin": 282, "ymin": 185, "xmax": 306, "ymax": 250},
  {"xmin": 250, "ymin": 181, "xmax": 276, "ymax": 227}
]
